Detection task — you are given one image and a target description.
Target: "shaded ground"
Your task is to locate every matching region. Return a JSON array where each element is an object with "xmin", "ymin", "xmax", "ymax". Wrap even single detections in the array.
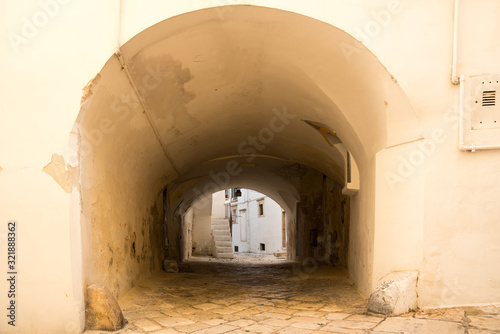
[{"xmin": 86, "ymin": 255, "xmax": 500, "ymax": 333}]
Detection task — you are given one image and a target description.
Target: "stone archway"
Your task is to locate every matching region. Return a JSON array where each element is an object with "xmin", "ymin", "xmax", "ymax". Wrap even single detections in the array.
[{"xmin": 74, "ymin": 5, "xmax": 421, "ymax": 306}]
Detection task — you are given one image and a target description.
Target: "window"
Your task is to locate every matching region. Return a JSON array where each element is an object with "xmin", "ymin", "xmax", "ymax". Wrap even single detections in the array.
[
  {"xmin": 257, "ymin": 199, "xmax": 265, "ymax": 217},
  {"xmin": 260, "ymin": 243, "xmax": 265, "ymax": 251},
  {"xmin": 234, "ymin": 246, "xmax": 239, "ymax": 252},
  {"xmin": 231, "ymin": 188, "xmax": 241, "ymax": 202},
  {"xmin": 231, "ymin": 207, "xmax": 237, "ymax": 224}
]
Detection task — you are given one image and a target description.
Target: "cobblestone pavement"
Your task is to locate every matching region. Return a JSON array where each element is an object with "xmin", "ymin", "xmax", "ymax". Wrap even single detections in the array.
[{"xmin": 86, "ymin": 255, "xmax": 500, "ymax": 334}]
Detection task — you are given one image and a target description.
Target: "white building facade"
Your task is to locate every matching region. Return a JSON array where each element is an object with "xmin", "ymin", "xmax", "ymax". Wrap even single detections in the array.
[{"xmin": 227, "ymin": 189, "xmax": 285, "ymax": 255}]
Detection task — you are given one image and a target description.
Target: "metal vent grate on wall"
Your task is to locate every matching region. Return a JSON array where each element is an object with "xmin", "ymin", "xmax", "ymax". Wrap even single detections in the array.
[
  {"xmin": 482, "ymin": 90, "xmax": 496, "ymax": 107},
  {"xmin": 471, "ymin": 75, "xmax": 500, "ymax": 130}
]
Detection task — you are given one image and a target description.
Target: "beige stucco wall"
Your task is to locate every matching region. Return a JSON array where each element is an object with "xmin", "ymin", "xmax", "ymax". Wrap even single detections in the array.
[
  {"xmin": 211, "ymin": 191, "xmax": 226, "ymax": 219},
  {"xmin": 190, "ymin": 194, "xmax": 214, "ymax": 256},
  {"xmin": 1, "ymin": 1, "xmax": 500, "ymax": 333}
]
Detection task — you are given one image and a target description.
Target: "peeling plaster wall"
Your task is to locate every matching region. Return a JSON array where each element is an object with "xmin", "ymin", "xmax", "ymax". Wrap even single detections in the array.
[
  {"xmin": 42, "ymin": 153, "xmax": 76, "ymax": 193},
  {"xmin": 80, "ymin": 159, "xmax": 165, "ymax": 298}
]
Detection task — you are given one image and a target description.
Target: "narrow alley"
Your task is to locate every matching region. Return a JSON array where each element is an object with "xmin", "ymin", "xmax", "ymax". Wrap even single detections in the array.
[{"xmin": 85, "ymin": 255, "xmax": 499, "ymax": 334}]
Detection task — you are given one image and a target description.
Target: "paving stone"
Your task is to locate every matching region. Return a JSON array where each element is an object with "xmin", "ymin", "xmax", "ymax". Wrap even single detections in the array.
[
  {"xmin": 469, "ymin": 315, "xmax": 500, "ymax": 331},
  {"xmin": 314, "ymin": 327, "xmax": 365, "ymax": 334},
  {"xmin": 212, "ymin": 308, "xmax": 241, "ymax": 315},
  {"xmin": 290, "ymin": 321, "xmax": 322, "ymax": 330},
  {"xmin": 292, "ymin": 296, "xmax": 323, "ymax": 302},
  {"xmin": 289, "ymin": 316, "xmax": 326, "ymax": 324},
  {"xmin": 468, "ymin": 329, "xmax": 500, "ymax": 334},
  {"xmin": 373, "ymin": 317, "xmax": 464, "ymax": 333},
  {"xmin": 176, "ymin": 306, "xmax": 199, "ymax": 315},
  {"xmin": 227, "ymin": 304, "xmax": 251, "ymax": 311},
  {"xmin": 212, "ymin": 298, "xmax": 239, "ymax": 306},
  {"xmin": 253, "ymin": 305, "xmax": 279, "ymax": 312},
  {"xmin": 270, "ymin": 307, "xmax": 297, "ymax": 315},
  {"xmin": 244, "ymin": 323, "xmax": 280, "ymax": 333},
  {"xmin": 188, "ymin": 311, "xmax": 223, "ymax": 322},
  {"xmin": 251, "ymin": 312, "xmax": 274, "ymax": 321},
  {"xmin": 260, "ymin": 318, "xmax": 293, "ymax": 327},
  {"xmin": 466, "ymin": 305, "xmax": 500, "ymax": 316},
  {"xmin": 192, "ymin": 324, "xmax": 238, "ymax": 334},
  {"xmin": 221, "ymin": 314, "xmax": 243, "ymax": 322},
  {"xmin": 141, "ymin": 311, "xmax": 170, "ymax": 318},
  {"xmin": 202, "ymin": 319, "xmax": 227, "ymax": 326},
  {"xmin": 293, "ymin": 311, "xmax": 326, "ymax": 318},
  {"xmin": 226, "ymin": 319, "xmax": 256, "ymax": 327},
  {"xmin": 233, "ymin": 308, "xmax": 263, "ymax": 317},
  {"xmin": 159, "ymin": 309, "xmax": 184, "ymax": 317},
  {"xmin": 415, "ymin": 308, "xmax": 465, "ymax": 322},
  {"xmin": 133, "ymin": 319, "xmax": 163, "ymax": 332},
  {"xmin": 153, "ymin": 317, "xmax": 195, "ymax": 327},
  {"xmin": 278, "ymin": 328, "xmax": 313, "ymax": 334},
  {"xmin": 258, "ymin": 311, "xmax": 292, "ymax": 320},
  {"xmin": 319, "ymin": 305, "xmax": 343, "ymax": 312},
  {"xmin": 174, "ymin": 322, "xmax": 211, "ymax": 333},
  {"xmin": 290, "ymin": 303, "xmax": 324, "ymax": 310},
  {"xmin": 325, "ymin": 313, "xmax": 350, "ymax": 320},
  {"xmin": 158, "ymin": 303, "xmax": 176, "ymax": 310},
  {"xmin": 321, "ymin": 319, "xmax": 378, "ymax": 331},
  {"xmin": 345, "ymin": 314, "xmax": 384, "ymax": 324},
  {"xmin": 152, "ymin": 329, "xmax": 179, "ymax": 334}
]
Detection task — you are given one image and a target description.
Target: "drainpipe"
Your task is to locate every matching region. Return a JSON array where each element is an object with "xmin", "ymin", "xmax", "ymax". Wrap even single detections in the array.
[
  {"xmin": 116, "ymin": 0, "xmax": 122, "ymax": 50},
  {"xmin": 451, "ymin": 0, "xmax": 460, "ymax": 85}
]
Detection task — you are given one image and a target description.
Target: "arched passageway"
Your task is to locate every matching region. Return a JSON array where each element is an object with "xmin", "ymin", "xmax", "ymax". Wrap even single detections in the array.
[
  {"xmin": 74, "ymin": 5, "xmax": 420, "ymax": 303},
  {"xmin": 183, "ymin": 189, "xmax": 288, "ymax": 261}
]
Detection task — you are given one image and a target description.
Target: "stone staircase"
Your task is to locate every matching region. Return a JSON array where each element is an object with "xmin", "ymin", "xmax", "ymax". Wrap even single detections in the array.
[{"xmin": 211, "ymin": 218, "xmax": 234, "ymax": 259}]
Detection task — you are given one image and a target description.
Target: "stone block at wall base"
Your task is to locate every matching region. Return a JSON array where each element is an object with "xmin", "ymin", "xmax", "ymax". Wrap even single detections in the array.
[{"xmin": 367, "ymin": 271, "xmax": 418, "ymax": 316}]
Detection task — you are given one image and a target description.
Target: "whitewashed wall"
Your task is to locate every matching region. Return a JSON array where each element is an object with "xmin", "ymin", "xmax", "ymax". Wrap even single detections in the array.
[
  {"xmin": 231, "ymin": 189, "xmax": 283, "ymax": 255},
  {"xmin": 1, "ymin": 1, "xmax": 500, "ymax": 333}
]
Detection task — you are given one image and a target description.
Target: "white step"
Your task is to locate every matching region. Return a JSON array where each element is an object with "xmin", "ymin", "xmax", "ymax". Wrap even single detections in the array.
[
  {"xmin": 210, "ymin": 218, "xmax": 234, "ymax": 259},
  {"xmin": 215, "ymin": 253, "xmax": 234, "ymax": 259},
  {"xmin": 216, "ymin": 241, "xmax": 232, "ymax": 247},
  {"xmin": 212, "ymin": 230, "xmax": 230, "ymax": 237},
  {"xmin": 214, "ymin": 235, "xmax": 231, "ymax": 241},
  {"xmin": 216, "ymin": 246, "xmax": 233, "ymax": 253},
  {"xmin": 212, "ymin": 226, "xmax": 230, "ymax": 231},
  {"xmin": 211, "ymin": 221, "xmax": 228, "ymax": 226}
]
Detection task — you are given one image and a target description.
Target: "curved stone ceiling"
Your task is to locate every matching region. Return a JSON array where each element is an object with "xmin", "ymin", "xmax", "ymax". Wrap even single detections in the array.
[{"xmin": 77, "ymin": 5, "xmax": 421, "ymax": 203}]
